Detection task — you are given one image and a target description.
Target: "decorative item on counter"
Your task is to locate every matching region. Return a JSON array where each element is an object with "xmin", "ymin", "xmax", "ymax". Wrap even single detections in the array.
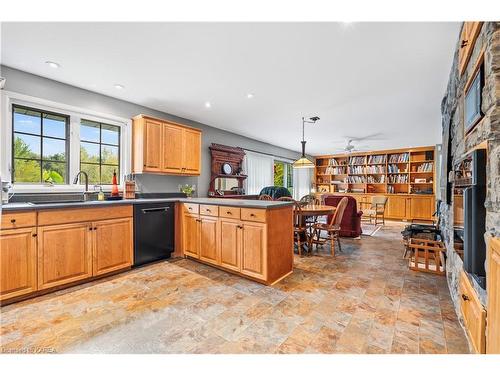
[
  {"xmin": 179, "ymin": 184, "xmax": 196, "ymax": 197},
  {"xmin": 111, "ymin": 169, "xmax": 119, "ymax": 196},
  {"xmin": 124, "ymin": 174, "xmax": 136, "ymax": 199},
  {"xmin": 97, "ymin": 186, "xmax": 105, "ymax": 201}
]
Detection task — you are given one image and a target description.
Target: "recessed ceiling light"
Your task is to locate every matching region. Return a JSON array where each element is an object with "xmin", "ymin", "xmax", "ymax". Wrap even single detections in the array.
[
  {"xmin": 114, "ymin": 84, "xmax": 124, "ymax": 90},
  {"xmin": 247, "ymin": 93, "xmax": 254, "ymax": 99},
  {"xmin": 205, "ymin": 101, "xmax": 212, "ymax": 108},
  {"xmin": 45, "ymin": 61, "xmax": 60, "ymax": 69}
]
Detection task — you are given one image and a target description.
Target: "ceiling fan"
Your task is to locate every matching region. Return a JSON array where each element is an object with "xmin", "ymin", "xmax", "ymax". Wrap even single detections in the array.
[{"xmin": 331, "ymin": 133, "xmax": 386, "ymax": 153}]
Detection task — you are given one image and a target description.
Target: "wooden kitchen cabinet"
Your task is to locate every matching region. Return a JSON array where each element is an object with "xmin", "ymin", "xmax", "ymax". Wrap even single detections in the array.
[
  {"xmin": 487, "ymin": 237, "xmax": 500, "ymax": 354},
  {"xmin": 161, "ymin": 123, "xmax": 184, "ymax": 174},
  {"xmin": 183, "ymin": 128, "xmax": 201, "ymax": 175},
  {"xmin": 240, "ymin": 222, "xmax": 267, "ymax": 281},
  {"xmin": 386, "ymin": 195, "xmax": 408, "ymax": 219},
  {"xmin": 37, "ymin": 222, "xmax": 93, "ymax": 290},
  {"xmin": 143, "ymin": 118, "xmax": 163, "ymax": 172},
  {"xmin": 183, "ymin": 213, "xmax": 200, "ymax": 258},
  {"xmin": 219, "ymin": 219, "xmax": 241, "ymax": 272},
  {"xmin": 132, "ymin": 115, "xmax": 202, "ymax": 176},
  {"xmin": 459, "ymin": 271, "xmax": 486, "ymax": 353},
  {"xmin": 199, "ymin": 216, "xmax": 220, "ymax": 265},
  {"xmin": 93, "ymin": 217, "xmax": 133, "ymax": 276},
  {"xmin": 409, "ymin": 196, "xmax": 434, "ymax": 221},
  {"xmin": 0, "ymin": 227, "xmax": 37, "ymax": 301}
]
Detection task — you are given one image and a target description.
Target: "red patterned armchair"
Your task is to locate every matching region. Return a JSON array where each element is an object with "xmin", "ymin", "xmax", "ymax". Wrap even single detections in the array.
[{"xmin": 323, "ymin": 195, "xmax": 363, "ymax": 238}]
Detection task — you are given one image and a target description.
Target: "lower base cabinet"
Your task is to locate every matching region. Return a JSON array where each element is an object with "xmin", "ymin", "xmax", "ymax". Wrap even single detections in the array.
[
  {"xmin": 487, "ymin": 237, "xmax": 500, "ymax": 354},
  {"xmin": 240, "ymin": 222, "xmax": 266, "ymax": 280},
  {"xmin": 38, "ymin": 223, "xmax": 93, "ymax": 290},
  {"xmin": 0, "ymin": 227, "xmax": 37, "ymax": 301},
  {"xmin": 219, "ymin": 219, "xmax": 241, "ymax": 271},
  {"xmin": 459, "ymin": 271, "xmax": 486, "ymax": 353},
  {"xmin": 93, "ymin": 218, "xmax": 133, "ymax": 276},
  {"xmin": 199, "ymin": 216, "xmax": 220, "ymax": 265}
]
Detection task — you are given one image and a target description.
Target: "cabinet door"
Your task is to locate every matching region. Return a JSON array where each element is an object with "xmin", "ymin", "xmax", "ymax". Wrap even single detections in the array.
[
  {"xmin": 220, "ymin": 219, "xmax": 241, "ymax": 271},
  {"xmin": 409, "ymin": 196, "xmax": 434, "ymax": 220},
  {"xmin": 183, "ymin": 214, "xmax": 200, "ymax": 258},
  {"xmin": 93, "ymin": 218, "xmax": 133, "ymax": 277},
  {"xmin": 459, "ymin": 271, "xmax": 486, "ymax": 353},
  {"xmin": 0, "ymin": 227, "xmax": 37, "ymax": 301},
  {"xmin": 240, "ymin": 222, "xmax": 266, "ymax": 280},
  {"xmin": 386, "ymin": 196, "xmax": 408, "ymax": 219},
  {"xmin": 144, "ymin": 119, "xmax": 162, "ymax": 172},
  {"xmin": 38, "ymin": 223, "xmax": 92, "ymax": 290},
  {"xmin": 162, "ymin": 123, "xmax": 184, "ymax": 174},
  {"xmin": 199, "ymin": 216, "xmax": 220, "ymax": 265},
  {"xmin": 487, "ymin": 238, "xmax": 500, "ymax": 354},
  {"xmin": 183, "ymin": 129, "xmax": 201, "ymax": 175}
]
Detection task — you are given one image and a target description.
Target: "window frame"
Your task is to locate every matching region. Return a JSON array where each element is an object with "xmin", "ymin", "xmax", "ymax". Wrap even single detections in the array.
[
  {"xmin": 11, "ymin": 104, "xmax": 71, "ymax": 184},
  {"xmin": 79, "ymin": 119, "xmax": 121, "ymax": 185},
  {"xmin": 1, "ymin": 91, "xmax": 131, "ymax": 193}
]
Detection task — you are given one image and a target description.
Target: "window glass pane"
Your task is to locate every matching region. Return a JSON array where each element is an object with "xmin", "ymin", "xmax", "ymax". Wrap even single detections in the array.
[
  {"xmin": 43, "ymin": 114, "xmax": 67, "ymax": 138},
  {"xmin": 101, "ymin": 124, "xmax": 120, "ymax": 145},
  {"xmin": 274, "ymin": 161, "xmax": 284, "ymax": 187},
  {"xmin": 80, "ymin": 120, "xmax": 100, "ymax": 142},
  {"xmin": 101, "ymin": 145, "xmax": 119, "ymax": 165},
  {"xmin": 14, "ymin": 159, "xmax": 41, "ymax": 182},
  {"xmin": 101, "ymin": 165, "xmax": 119, "ymax": 185},
  {"xmin": 14, "ymin": 107, "xmax": 41, "ymax": 135},
  {"xmin": 42, "ymin": 161, "xmax": 66, "ymax": 184},
  {"xmin": 43, "ymin": 138, "xmax": 66, "ymax": 161},
  {"xmin": 80, "ymin": 142, "xmax": 100, "ymax": 163},
  {"xmin": 14, "ymin": 133, "xmax": 41, "ymax": 159},
  {"xmin": 80, "ymin": 163, "xmax": 100, "ymax": 185}
]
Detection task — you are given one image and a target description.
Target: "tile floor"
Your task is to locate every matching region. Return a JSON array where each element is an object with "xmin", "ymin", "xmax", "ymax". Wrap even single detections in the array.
[{"xmin": 0, "ymin": 222, "xmax": 470, "ymax": 354}]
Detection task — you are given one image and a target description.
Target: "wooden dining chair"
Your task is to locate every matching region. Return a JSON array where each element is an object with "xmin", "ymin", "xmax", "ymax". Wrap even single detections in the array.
[
  {"xmin": 278, "ymin": 197, "xmax": 306, "ymax": 256},
  {"xmin": 258, "ymin": 194, "xmax": 273, "ymax": 201},
  {"xmin": 311, "ymin": 197, "xmax": 349, "ymax": 256}
]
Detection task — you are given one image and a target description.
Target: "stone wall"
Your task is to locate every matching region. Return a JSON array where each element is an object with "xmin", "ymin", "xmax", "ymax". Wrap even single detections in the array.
[{"xmin": 440, "ymin": 22, "xmax": 500, "ymax": 312}]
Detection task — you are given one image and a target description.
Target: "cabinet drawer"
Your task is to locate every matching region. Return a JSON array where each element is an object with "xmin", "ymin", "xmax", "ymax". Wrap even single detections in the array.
[
  {"xmin": 219, "ymin": 206, "xmax": 241, "ymax": 220},
  {"xmin": 1, "ymin": 211, "xmax": 37, "ymax": 229},
  {"xmin": 459, "ymin": 271, "xmax": 486, "ymax": 353},
  {"xmin": 241, "ymin": 208, "xmax": 266, "ymax": 223},
  {"xmin": 200, "ymin": 205, "xmax": 218, "ymax": 217},
  {"xmin": 38, "ymin": 205, "xmax": 132, "ymax": 226},
  {"xmin": 183, "ymin": 203, "xmax": 199, "ymax": 215}
]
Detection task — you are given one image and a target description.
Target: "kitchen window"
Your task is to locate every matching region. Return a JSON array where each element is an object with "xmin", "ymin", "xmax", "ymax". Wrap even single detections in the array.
[
  {"xmin": 12, "ymin": 105, "xmax": 69, "ymax": 184},
  {"xmin": 80, "ymin": 119, "xmax": 121, "ymax": 185},
  {"xmin": 3, "ymin": 92, "xmax": 131, "ymax": 192},
  {"xmin": 274, "ymin": 160, "xmax": 293, "ymax": 196}
]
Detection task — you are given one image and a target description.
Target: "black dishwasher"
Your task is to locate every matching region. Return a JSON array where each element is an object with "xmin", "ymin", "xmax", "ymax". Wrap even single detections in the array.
[{"xmin": 133, "ymin": 202, "xmax": 175, "ymax": 266}]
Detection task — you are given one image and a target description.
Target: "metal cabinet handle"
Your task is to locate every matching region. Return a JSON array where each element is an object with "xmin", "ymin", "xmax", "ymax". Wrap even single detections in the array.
[
  {"xmin": 461, "ymin": 39, "xmax": 468, "ymax": 48},
  {"xmin": 237, "ymin": 225, "xmax": 243, "ymax": 229},
  {"xmin": 206, "ymin": 209, "xmax": 211, "ymax": 212},
  {"xmin": 10, "ymin": 219, "xmax": 16, "ymax": 223},
  {"xmin": 461, "ymin": 294, "xmax": 470, "ymax": 301},
  {"xmin": 250, "ymin": 213, "xmax": 255, "ymax": 217},
  {"xmin": 226, "ymin": 211, "xmax": 232, "ymax": 215}
]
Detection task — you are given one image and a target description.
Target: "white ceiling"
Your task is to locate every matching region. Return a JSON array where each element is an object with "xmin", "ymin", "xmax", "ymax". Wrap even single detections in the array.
[{"xmin": 0, "ymin": 22, "xmax": 459, "ymax": 155}]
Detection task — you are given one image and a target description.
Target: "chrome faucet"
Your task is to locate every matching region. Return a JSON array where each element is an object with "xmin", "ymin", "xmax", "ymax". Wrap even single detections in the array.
[{"xmin": 73, "ymin": 171, "xmax": 93, "ymax": 201}]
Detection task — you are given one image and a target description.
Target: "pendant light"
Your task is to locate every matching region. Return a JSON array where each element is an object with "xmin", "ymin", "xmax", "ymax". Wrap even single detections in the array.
[{"xmin": 293, "ymin": 116, "xmax": 320, "ymax": 169}]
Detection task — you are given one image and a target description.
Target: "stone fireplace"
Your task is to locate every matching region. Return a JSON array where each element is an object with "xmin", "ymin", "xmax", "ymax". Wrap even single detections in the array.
[{"xmin": 440, "ymin": 22, "xmax": 500, "ymax": 316}]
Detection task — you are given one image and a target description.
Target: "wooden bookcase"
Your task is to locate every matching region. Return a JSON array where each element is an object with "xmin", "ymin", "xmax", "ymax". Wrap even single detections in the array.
[{"xmin": 314, "ymin": 146, "xmax": 436, "ymax": 221}]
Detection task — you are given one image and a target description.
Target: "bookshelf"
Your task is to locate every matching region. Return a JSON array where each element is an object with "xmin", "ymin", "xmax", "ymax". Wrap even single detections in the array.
[{"xmin": 314, "ymin": 146, "xmax": 435, "ymax": 196}]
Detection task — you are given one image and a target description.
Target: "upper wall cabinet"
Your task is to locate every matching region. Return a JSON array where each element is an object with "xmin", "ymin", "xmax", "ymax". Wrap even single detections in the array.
[
  {"xmin": 132, "ymin": 115, "xmax": 202, "ymax": 175},
  {"xmin": 459, "ymin": 22, "xmax": 483, "ymax": 75}
]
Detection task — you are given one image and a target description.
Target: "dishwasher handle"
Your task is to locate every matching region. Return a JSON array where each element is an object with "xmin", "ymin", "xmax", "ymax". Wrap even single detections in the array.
[{"xmin": 141, "ymin": 207, "xmax": 171, "ymax": 214}]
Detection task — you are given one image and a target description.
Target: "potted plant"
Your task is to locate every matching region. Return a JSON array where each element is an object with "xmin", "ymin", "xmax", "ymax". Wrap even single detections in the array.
[{"xmin": 179, "ymin": 184, "xmax": 196, "ymax": 198}]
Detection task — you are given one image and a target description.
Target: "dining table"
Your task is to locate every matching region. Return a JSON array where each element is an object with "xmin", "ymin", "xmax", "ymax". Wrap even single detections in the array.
[{"xmin": 294, "ymin": 204, "xmax": 336, "ymax": 253}]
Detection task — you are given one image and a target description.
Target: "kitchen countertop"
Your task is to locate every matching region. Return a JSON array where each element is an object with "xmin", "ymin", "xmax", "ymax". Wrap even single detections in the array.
[{"xmin": 1, "ymin": 197, "xmax": 293, "ymax": 212}]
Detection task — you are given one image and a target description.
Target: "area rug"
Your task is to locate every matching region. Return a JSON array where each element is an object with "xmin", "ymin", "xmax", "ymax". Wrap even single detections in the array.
[{"xmin": 361, "ymin": 223, "xmax": 383, "ymax": 236}]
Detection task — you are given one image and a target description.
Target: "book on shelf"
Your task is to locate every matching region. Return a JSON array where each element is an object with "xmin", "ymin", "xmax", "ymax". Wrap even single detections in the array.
[
  {"xmin": 367, "ymin": 155, "xmax": 387, "ymax": 164},
  {"xmin": 388, "ymin": 174, "xmax": 408, "ymax": 183},
  {"xmin": 388, "ymin": 153, "xmax": 409, "ymax": 163},
  {"xmin": 348, "ymin": 156, "xmax": 366, "ymax": 165},
  {"xmin": 367, "ymin": 175, "xmax": 385, "ymax": 183},
  {"xmin": 366, "ymin": 165, "xmax": 385, "ymax": 174},
  {"xmin": 325, "ymin": 166, "xmax": 347, "ymax": 174},
  {"xmin": 347, "ymin": 175, "xmax": 366, "ymax": 183},
  {"xmin": 416, "ymin": 162, "xmax": 433, "ymax": 172},
  {"xmin": 388, "ymin": 164, "xmax": 407, "ymax": 173},
  {"xmin": 348, "ymin": 166, "xmax": 365, "ymax": 174}
]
